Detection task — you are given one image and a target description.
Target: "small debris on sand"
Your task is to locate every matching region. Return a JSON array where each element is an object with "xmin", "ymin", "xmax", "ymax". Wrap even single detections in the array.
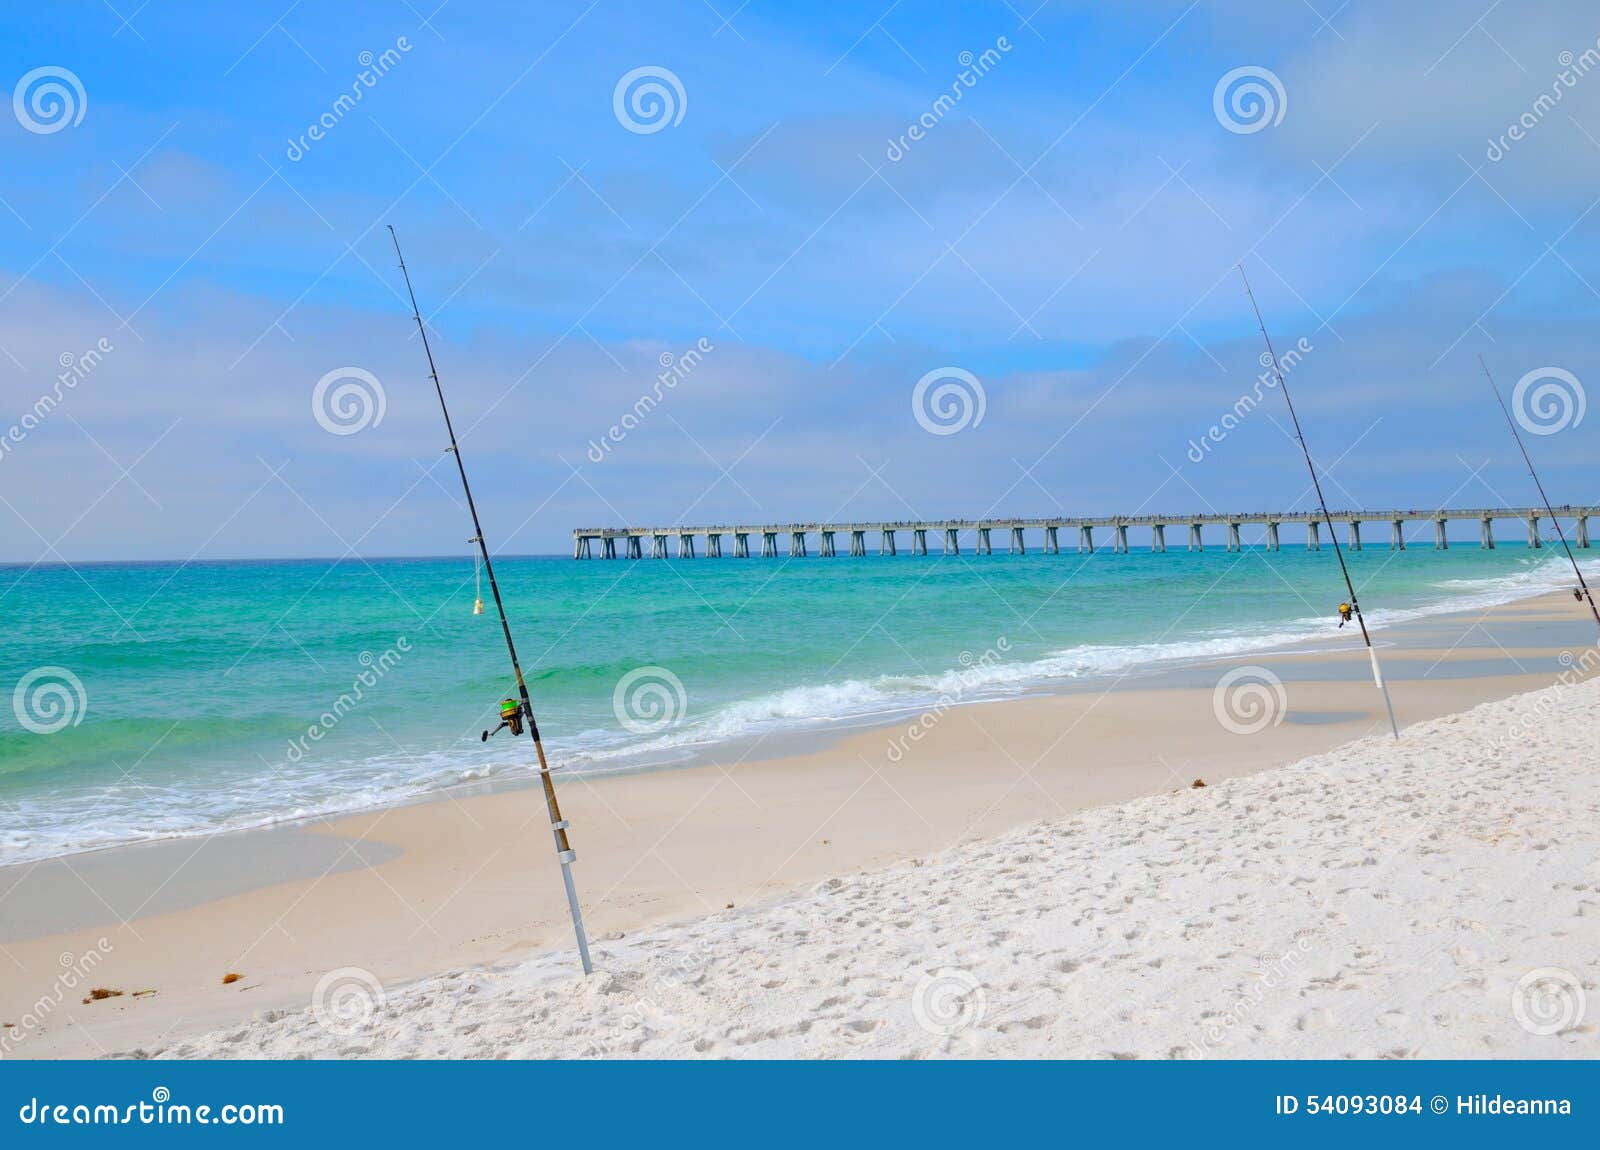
[
  {"xmin": 1191, "ymin": 779, "xmax": 1207, "ymax": 788},
  {"xmin": 221, "ymin": 972, "xmax": 243, "ymax": 985},
  {"xmin": 82, "ymin": 988, "xmax": 124, "ymax": 1003}
]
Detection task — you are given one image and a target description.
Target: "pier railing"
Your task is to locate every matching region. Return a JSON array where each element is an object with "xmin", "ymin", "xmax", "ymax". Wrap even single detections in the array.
[{"xmin": 572, "ymin": 508, "xmax": 1598, "ymax": 558}]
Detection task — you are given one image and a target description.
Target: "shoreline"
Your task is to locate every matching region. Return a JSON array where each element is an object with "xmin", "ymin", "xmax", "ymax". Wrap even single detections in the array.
[
  {"xmin": 1, "ymin": 579, "xmax": 1581, "ymax": 884},
  {"xmin": 1, "ymin": 589, "xmax": 1595, "ymax": 1057},
  {"xmin": 4, "ymin": 553, "xmax": 1590, "ymax": 872}
]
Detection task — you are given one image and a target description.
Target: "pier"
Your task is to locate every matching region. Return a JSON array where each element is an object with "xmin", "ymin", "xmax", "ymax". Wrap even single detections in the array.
[{"xmin": 572, "ymin": 508, "xmax": 1597, "ymax": 559}]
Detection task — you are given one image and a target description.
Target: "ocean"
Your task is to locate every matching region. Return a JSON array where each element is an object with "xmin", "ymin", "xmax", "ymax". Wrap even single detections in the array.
[{"xmin": 0, "ymin": 543, "xmax": 1588, "ymax": 865}]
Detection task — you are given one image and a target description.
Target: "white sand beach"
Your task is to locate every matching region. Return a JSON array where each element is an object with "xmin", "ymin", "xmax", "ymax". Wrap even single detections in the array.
[{"xmin": 151, "ymin": 664, "xmax": 1599, "ymax": 1059}]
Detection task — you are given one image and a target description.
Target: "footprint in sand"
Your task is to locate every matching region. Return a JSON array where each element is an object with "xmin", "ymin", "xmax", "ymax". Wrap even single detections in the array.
[{"xmin": 1296, "ymin": 1007, "xmax": 1335, "ymax": 1031}]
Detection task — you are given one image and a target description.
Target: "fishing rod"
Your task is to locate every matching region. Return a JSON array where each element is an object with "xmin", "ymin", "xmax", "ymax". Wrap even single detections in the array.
[
  {"xmin": 387, "ymin": 225, "xmax": 593, "ymax": 975},
  {"xmin": 1480, "ymin": 355, "xmax": 1600, "ymax": 633},
  {"xmin": 1238, "ymin": 265, "xmax": 1400, "ymax": 740}
]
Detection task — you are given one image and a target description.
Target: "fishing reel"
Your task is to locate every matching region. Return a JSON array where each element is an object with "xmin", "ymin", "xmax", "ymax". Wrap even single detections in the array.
[{"xmin": 482, "ymin": 697, "xmax": 526, "ymax": 741}]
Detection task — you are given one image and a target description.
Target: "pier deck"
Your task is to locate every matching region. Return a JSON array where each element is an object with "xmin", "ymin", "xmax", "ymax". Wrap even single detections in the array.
[{"xmin": 572, "ymin": 508, "xmax": 1597, "ymax": 558}]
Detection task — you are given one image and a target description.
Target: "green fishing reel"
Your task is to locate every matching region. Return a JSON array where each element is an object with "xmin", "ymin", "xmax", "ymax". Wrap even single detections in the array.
[{"xmin": 481, "ymin": 697, "xmax": 525, "ymax": 741}]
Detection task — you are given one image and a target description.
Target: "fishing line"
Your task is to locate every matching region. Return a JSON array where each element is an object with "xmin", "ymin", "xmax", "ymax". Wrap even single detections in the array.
[
  {"xmin": 1239, "ymin": 265, "xmax": 1400, "ymax": 740},
  {"xmin": 1480, "ymin": 355, "xmax": 1600, "ymax": 634},
  {"xmin": 389, "ymin": 224, "xmax": 593, "ymax": 975},
  {"xmin": 472, "ymin": 541, "xmax": 484, "ymax": 616}
]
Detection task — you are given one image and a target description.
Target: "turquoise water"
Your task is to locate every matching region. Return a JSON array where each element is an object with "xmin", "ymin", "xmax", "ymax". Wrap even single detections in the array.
[{"xmin": 0, "ymin": 544, "xmax": 1586, "ymax": 864}]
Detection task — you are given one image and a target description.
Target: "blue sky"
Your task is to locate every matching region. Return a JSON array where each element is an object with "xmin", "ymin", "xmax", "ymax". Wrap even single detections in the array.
[{"xmin": 2, "ymin": 0, "xmax": 1599, "ymax": 560}]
